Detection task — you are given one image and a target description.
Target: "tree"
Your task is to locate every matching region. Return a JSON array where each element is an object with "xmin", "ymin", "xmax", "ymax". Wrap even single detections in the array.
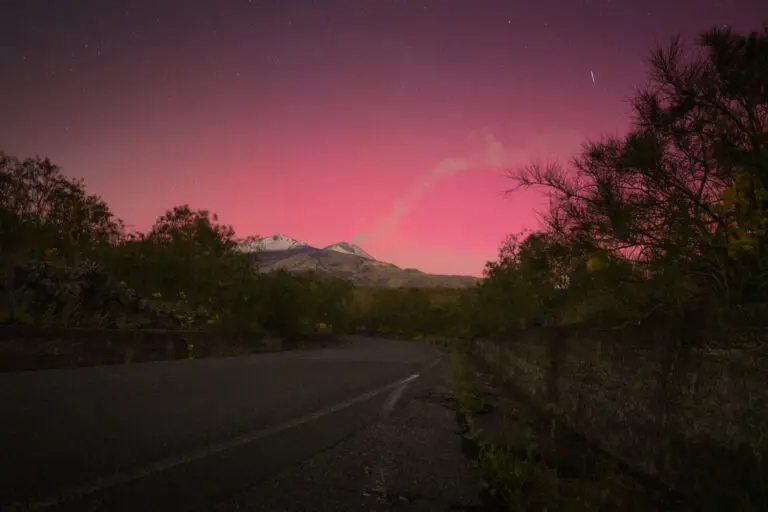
[
  {"xmin": 309, "ymin": 276, "xmax": 354, "ymax": 333},
  {"xmin": 254, "ymin": 270, "xmax": 313, "ymax": 339},
  {"xmin": 0, "ymin": 152, "xmax": 123, "ymax": 265},
  {"xmin": 147, "ymin": 205, "xmax": 236, "ymax": 253},
  {"xmin": 103, "ymin": 205, "xmax": 247, "ymax": 307},
  {"xmin": 507, "ymin": 25, "xmax": 768, "ymax": 306}
]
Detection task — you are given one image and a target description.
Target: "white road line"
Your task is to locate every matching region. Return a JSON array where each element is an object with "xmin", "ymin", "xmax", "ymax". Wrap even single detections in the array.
[
  {"xmin": 8, "ymin": 357, "xmax": 442, "ymax": 511},
  {"xmin": 380, "ymin": 357, "xmax": 440, "ymax": 416},
  {"xmin": 381, "ymin": 375, "xmax": 416, "ymax": 416}
]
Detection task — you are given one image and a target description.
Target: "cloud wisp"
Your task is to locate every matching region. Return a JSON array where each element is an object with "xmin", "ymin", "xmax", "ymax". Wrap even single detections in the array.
[{"xmin": 352, "ymin": 128, "xmax": 507, "ymax": 244}]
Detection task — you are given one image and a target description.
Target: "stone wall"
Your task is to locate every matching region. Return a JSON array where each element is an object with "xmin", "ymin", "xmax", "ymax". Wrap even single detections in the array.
[
  {"xmin": 0, "ymin": 326, "xmax": 284, "ymax": 371},
  {"xmin": 471, "ymin": 311, "xmax": 768, "ymax": 505}
]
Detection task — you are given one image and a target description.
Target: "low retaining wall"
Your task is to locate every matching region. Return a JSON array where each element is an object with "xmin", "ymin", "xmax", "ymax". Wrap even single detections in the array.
[
  {"xmin": 471, "ymin": 315, "xmax": 768, "ymax": 506},
  {"xmin": 0, "ymin": 326, "xmax": 341, "ymax": 372}
]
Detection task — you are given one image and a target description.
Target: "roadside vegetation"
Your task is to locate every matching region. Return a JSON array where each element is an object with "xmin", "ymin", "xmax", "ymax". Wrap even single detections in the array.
[{"xmin": 470, "ymin": 25, "xmax": 768, "ymax": 335}]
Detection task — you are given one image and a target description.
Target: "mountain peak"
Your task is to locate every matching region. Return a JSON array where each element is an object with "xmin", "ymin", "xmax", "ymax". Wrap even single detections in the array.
[
  {"xmin": 235, "ymin": 234, "xmax": 374, "ymax": 259},
  {"xmin": 237, "ymin": 234, "xmax": 309, "ymax": 253},
  {"xmin": 324, "ymin": 241, "xmax": 374, "ymax": 260}
]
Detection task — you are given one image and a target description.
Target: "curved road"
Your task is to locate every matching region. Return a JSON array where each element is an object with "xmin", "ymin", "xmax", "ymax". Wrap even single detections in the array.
[{"xmin": 0, "ymin": 336, "xmax": 446, "ymax": 511}]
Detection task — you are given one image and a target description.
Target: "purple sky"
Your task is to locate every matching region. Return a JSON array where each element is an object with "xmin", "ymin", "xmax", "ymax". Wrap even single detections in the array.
[{"xmin": 1, "ymin": 0, "xmax": 765, "ymax": 276}]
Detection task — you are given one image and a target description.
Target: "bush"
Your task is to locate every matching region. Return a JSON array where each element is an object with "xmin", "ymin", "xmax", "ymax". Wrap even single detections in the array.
[{"xmin": 0, "ymin": 259, "xmax": 187, "ymax": 328}]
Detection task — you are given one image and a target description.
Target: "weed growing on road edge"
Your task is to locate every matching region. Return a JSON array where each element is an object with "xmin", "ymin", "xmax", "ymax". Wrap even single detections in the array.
[
  {"xmin": 452, "ymin": 351, "xmax": 561, "ymax": 509},
  {"xmin": 474, "ymin": 437, "xmax": 564, "ymax": 511}
]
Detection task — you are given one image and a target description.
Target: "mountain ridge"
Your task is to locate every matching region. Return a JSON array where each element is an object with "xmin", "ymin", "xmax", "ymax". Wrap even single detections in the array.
[{"xmin": 235, "ymin": 234, "xmax": 479, "ymax": 288}]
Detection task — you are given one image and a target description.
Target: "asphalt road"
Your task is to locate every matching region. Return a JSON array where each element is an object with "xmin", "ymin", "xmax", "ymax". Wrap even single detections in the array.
[{"xmin": 0, "ymin": 336, "xmax": 447, "ymax": 511}]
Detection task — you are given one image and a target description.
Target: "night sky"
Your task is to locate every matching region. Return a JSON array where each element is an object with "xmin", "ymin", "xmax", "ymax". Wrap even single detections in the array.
[{"xmin": 1, "ymin": 1, "xmax": 765, "ymax": 276}]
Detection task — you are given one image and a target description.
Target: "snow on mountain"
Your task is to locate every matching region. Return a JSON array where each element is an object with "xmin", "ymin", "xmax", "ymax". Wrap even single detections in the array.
[
  {"xmin": 236, "ymin": 234, "xmax": 374, "ymax": 260},
  {"xmin": 237, "ymin": 233, "xmax": 310, "ymax": 253},
  {"xmin": 323, "ymin": 241, "xmax": 374, "ymax": 260},
  {"xmin": 237, "ymin": 234, "xmax": 477, "ymax": 287}
]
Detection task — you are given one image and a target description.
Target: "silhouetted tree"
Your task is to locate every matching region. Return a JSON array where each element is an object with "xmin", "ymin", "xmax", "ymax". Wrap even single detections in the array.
[
  {"xmin": 0, "ymin": 152, "xmax": 122, "ymax": 265},
  {"xmin": 507, "ymin": 25, "xmax": 768, "ymax": 306}
]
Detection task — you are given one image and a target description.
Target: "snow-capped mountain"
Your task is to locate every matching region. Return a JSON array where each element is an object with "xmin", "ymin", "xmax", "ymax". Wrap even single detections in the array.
[
  {"xmin": 323, "ymin": 241, "xmax": 374, "ymax": 260},
  {"xmin": 236, "ymin": 233, "xmax": 309, "ymax": 253},
  {"xmin": 236, "ymin": 234, "xmax": 374, "ymax": 260},
  {"xmin": 235, "ymin": 233, "xmax": 478, "ymax": 288}
]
